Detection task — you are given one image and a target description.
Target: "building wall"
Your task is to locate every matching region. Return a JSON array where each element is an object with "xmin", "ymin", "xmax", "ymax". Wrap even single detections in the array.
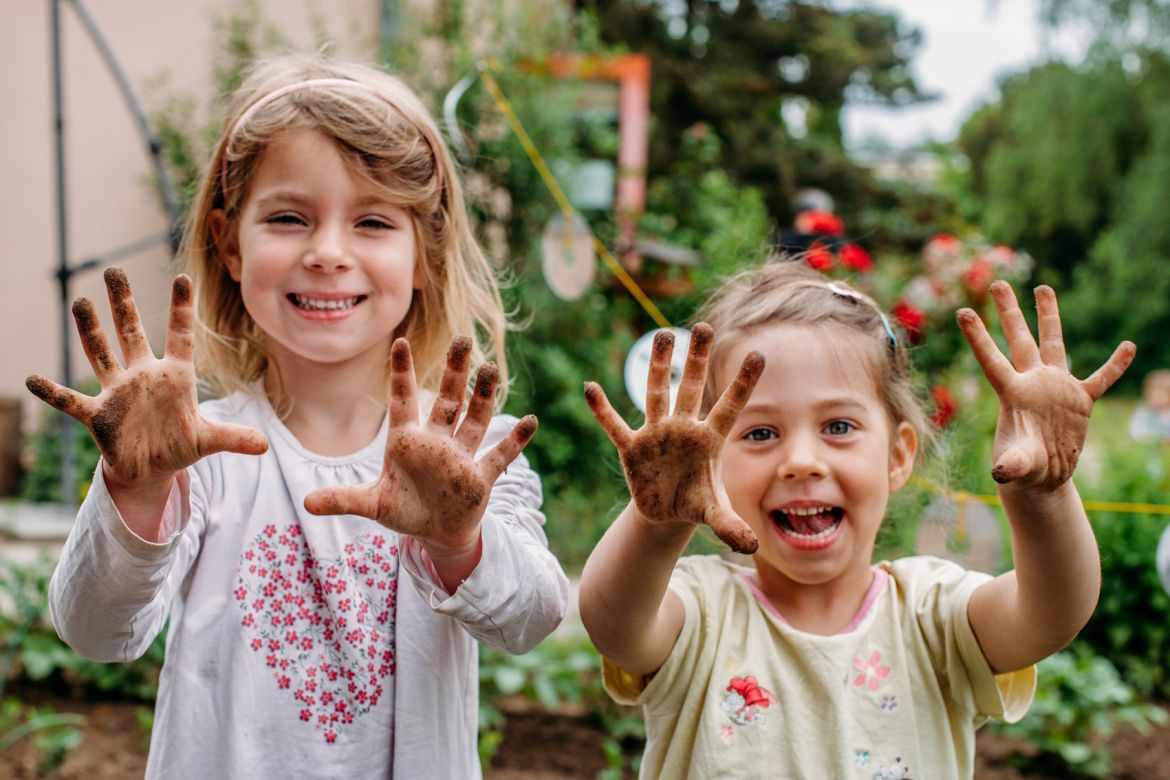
[{"xmin": 0, "ymin": 0, "xmax": 380, "ymax": 480}]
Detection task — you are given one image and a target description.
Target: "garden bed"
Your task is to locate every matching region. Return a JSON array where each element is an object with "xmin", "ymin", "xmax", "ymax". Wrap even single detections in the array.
[{"xmin": 2, "ymin": 692, "xmax": 1168, "ymax": 779}]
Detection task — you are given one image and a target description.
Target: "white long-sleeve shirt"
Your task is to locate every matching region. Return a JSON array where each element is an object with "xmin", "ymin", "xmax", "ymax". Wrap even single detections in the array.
[{"xmin": 49, "ymin": 390, "xmax": 568, "ymax": 779}]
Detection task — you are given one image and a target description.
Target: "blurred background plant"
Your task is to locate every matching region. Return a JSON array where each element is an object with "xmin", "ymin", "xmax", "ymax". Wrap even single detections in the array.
[{"xmin": 992, "ymin": 648, "xmax": 1168, "ymax": 777}]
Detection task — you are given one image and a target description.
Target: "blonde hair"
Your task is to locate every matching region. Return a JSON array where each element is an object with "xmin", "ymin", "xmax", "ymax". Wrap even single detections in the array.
[
  {"xmin": 696, "ymin": 258, "xmax": 932, "ymax": 456},
  {"xmin": 182, "ymin": 53, "xmax": 507, "ymax": 411}
]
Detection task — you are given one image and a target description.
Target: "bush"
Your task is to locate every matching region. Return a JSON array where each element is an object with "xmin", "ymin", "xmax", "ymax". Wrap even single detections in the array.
[
  {"xmin": 993, "ymin": 648, "xmax": 1168, "ymax": 777},
  {"xmin": 1072, "ymin": 402, "xmax": 1170, "ymax": 699}
]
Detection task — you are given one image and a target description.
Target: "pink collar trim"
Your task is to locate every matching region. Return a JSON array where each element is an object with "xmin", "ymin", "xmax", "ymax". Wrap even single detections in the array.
[{"xmin": 741, "ymin": 567, "xmax": 889, "ymax": 635}]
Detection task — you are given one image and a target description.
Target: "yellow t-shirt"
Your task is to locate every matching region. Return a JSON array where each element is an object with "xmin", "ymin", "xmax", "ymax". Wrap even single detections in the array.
[{"xmin": 604, "ymin": 555, "xmax": 1035, "ymax": 779}]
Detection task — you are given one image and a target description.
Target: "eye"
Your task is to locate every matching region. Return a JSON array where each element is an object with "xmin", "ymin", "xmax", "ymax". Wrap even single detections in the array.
[
  {"xmin": 357, "ymin": 216, "xmax": 395, "ymax": 230},
  {"xmin": 267, "ymin": 213, "xmax": 305, "ymax": 226},
  {"xmin": 744, "ymin": 428, "xmax": 776, "ymax": 442},
  {"xmin": 825, "ymin": 420, "xmax": 854, "ymax": 436}
]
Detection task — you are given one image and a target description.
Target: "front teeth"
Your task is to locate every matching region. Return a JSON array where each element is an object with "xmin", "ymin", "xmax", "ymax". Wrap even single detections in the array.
[
  {"xmin": 785, "ymin": 506, "xmax": 833, "ymax": 517},
  {"xmin": 293, "ymin": 295, "xmax": 360, "ymax": 311}
]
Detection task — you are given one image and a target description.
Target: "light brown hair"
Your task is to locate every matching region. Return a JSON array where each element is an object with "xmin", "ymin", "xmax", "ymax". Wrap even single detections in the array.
[
  {"xmin": 695, "ymin": 258, "xmax": 932, "ymax": 457},
  {"xmin": 182, "ymin": 53, "xmax": 507, "ymax": 411}
]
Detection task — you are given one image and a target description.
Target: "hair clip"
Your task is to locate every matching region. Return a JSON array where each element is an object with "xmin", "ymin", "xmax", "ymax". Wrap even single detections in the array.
[{"xmin": 824, "ymin": 281, "xmax": 897, "ymax": 349}]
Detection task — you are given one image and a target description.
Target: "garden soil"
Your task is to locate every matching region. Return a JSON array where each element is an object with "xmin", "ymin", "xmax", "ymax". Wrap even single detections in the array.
[{"xmin": 1, "ymin": 692, "xmax": 1168, "ymax": 779}]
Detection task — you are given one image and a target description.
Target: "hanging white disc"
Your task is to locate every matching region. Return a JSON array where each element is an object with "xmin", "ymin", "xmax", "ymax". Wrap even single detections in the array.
[
  {"xmin": 540, "ymin": 211, "xmax": 596, "ymax": 301},
  {"xmin": 623, "ymin": 327, "xmax": 692, "ymax": 414},
  {"xmin": 914, "ymin": 497, "xmax": 1003, "ymax": 575},
  {"xmin": 1157, "ymin": 521, "xmax": 1170, "ymax": 596}
]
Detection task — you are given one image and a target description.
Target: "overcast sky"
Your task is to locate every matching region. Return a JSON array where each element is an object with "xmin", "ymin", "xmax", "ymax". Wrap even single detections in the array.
[{"xmin": 840, "ymin": 0, "xmax": 1088, "ymax": 151}]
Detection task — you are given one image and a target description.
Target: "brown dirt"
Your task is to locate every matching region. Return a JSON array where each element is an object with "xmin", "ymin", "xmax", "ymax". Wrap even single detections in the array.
[{"xmin": 2, "ymin": 693, "xmax": 1169, "ymax": 779}]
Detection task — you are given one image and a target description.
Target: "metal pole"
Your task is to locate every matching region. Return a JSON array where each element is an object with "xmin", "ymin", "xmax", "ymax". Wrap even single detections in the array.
[
  {"xmin": 51, "ymin": 0, "xmax": 77, "ymax": 506},
  {"xmin": 70, "ymin": 0, "xmax": 182, "ymax": 250}
]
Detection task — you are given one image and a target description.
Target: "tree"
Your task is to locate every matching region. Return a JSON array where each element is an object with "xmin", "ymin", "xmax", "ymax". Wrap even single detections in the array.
[
  {"xmin": 574, "ymin": 0, "xmax": 929, "ymax": 226},
  {"xmin": 956, "ymin": 48, "xmax": 1170, "ymax": 385}
]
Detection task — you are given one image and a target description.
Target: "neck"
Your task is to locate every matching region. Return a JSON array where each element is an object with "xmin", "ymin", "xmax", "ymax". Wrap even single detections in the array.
[
  {"xmin": 753, "ymin": 564, "xmax": 877, "ymax": 635},
  {"xmin": 265, "ymin": 352, "xmax": 392, "ymax": 457}
]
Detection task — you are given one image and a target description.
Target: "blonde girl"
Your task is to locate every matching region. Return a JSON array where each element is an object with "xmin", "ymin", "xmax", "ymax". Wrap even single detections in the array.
[
  {"xmin": 28, "ymin": 53, "xmax": 567, "ymax": 779},
  {"xmin": 578, "ymin": 259, "xmax": 1133, "ymax": 778}
]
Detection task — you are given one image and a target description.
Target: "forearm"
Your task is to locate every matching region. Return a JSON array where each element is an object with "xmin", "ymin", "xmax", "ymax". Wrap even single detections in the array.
[
  {"xmin": 402, "ymin": 509, "xmax": 568, "ymax": 654},
  {"xmin": 579, "ymin": 502, "xmax": 693, "ymax": 675},
  {"xmin": 50, "ymin": 469, "xmax": 180, "ymax": 660},
  {"xmin": 970, "ymin": 480, "xmax": 1100, "ymax": 672}
]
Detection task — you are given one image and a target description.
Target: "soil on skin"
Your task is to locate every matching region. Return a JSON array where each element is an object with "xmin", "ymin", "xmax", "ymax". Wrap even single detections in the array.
[{"xmin": 2, "ymin": 692, "xmax": 1168, "ymax": 779}]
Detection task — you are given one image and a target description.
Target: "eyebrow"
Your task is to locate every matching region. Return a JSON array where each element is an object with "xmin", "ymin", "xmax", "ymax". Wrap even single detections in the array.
[
  {"xmin": 252, "ymin": 191, "xmax": 406, "ymax": 211},
  {"xmin": 739, "ymin": 396, "xmax": 871, "ymax": 415}
]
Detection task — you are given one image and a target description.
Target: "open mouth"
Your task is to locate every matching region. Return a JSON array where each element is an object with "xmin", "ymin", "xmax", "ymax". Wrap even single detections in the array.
[
  {"xmin": 769, "ymin": 505, "xmax": 844, "ymax": 541},
  {"xmin": 288, "ymin": 294, "xmax": 367, "ymax": 311}
]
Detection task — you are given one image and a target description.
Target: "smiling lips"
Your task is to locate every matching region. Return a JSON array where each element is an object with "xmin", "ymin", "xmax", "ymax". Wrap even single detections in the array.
[
  {"xmin": 289, "ymin": 293, "xmax": 366, "ymax": 311},
  {"xmin": 770, "ymin": 505, "xmax": 844, "ymax": 550}
]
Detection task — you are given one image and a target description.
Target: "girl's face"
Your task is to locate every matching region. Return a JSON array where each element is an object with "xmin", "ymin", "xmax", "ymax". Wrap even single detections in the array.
[
  {"xmin": 216, "ymin": 128, "xmax": 421, "ymax": 376},
  {"xmin": 717, "ymin": 323, "xmax": 916, "ymax": 600}
]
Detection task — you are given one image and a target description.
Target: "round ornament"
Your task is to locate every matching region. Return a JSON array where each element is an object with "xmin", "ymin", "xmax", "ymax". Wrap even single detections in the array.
[
  {"xmin": 623, "ymin": 327, "xmax": 692, "ymax": 414},
  {"xmin": 540, "ymin": 211, "xmax": 596, "ymax": 301}
]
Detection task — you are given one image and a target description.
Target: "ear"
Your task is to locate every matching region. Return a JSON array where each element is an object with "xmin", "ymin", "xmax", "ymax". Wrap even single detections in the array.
[
  {"xmin": 209, "ymin": 209, "xmax": 242, "ymax": 282},
  {"xmin": 888, "ymin": 421, "xmax": 918, "ymax": 493}
]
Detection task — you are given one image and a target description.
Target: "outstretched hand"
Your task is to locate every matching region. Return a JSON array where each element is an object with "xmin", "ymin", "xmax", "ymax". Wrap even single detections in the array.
[
  {"xmin": 584, "ymin": 323, "xmax": 764, "ymax": 554},
  {"xmin": 303, "ymin": 337, "xmax": 537, "ymax": 560},
  {"xmin": 958, "ymin": 280, "xmax": 1135, "ymax": 490},
  {"xmin": 25, "ymin": 268, "xmax": 269, "ymax": 490}
]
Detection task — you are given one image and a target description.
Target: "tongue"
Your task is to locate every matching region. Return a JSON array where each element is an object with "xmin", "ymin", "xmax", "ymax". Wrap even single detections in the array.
[{"xmin": 788, "ymin": 511, "xmax": 836, "ymax": 535}]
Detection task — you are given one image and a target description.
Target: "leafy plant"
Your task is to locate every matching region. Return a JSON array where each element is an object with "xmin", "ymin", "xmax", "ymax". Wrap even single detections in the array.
[
  {"xmin": 1071, "ymin": 401, "xmax": 1170, "ymax": 698},
  {"xmin": 0, "ymin": 556, "xmax": 165, "ymax": 702},
  {"xmin": 993, "ymin": 648, "xmax": 1168, "ymax": 777},
  {"xmin": 477, "ymin": 634, "xmax": 644, "ymax": 775},
  {"xmin": 0, "ymin": 558, "xmax": 87, "ymax": 773}
]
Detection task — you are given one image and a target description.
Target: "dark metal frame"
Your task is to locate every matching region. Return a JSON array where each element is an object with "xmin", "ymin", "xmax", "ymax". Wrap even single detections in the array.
[{"xmin": 49, "ymin": 0, "xmax": 181, "ymax": 504}]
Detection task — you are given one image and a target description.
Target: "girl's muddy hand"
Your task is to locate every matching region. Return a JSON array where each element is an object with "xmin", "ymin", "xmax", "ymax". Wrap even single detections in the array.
[
  {"xmin": 25, "ymin": 268, "xmax": 268, "ymax": 487},
  {"xmin": 303, "ymin": 337, "xmax": 537, "ymax": 554},
  {"xmin": 957, "ymin": 281, "xmax": 1135, "ymax": 490},
  {"xmin": 585, "ymin": 322, "xmax": 764, "ymax": 554}
]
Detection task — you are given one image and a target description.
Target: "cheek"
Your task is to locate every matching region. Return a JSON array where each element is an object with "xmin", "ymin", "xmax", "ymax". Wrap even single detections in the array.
[{"xmin": 720, "ymin": 450, "xmax": 767, "ymax": 511}]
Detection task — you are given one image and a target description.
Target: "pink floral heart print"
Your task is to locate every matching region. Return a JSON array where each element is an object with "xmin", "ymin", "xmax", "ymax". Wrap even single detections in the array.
[{"xmin": 234, "ymin": 523, "xmax": 398, "ymax": 744}]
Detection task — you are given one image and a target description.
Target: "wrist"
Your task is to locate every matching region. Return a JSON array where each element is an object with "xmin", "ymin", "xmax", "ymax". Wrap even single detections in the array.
[
  {"xmin": 102, "ymin": 460, "xmax": 176, "ymax": 495},
  {"xmin": 423, "ymin": 529, "xmax": 482, "ymax": 563},
  {"xmin": 420, "ymin": 528, "xmax": 483, "ymax": 593},
  {"xmin": 626, "ymin": 502, "xmax": 697, "ymax": 543},
  {"xmin": 101, "ymin": 462, "xmax": 177, "ymax": 543}
]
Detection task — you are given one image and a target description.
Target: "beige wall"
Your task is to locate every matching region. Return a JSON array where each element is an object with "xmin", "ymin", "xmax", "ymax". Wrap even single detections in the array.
[{"xmin": 0, "ymin": 1, "xmax": 379, "ymax": 457}]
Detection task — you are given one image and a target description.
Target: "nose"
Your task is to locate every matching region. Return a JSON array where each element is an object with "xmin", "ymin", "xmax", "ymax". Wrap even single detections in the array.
[
  {"xmin": 303, "ymin": 222, "xmax": 352, "ymax": 272},
  {"xmin": 777, "ymin": 431, "xmax": 826, "ymax": 481}
]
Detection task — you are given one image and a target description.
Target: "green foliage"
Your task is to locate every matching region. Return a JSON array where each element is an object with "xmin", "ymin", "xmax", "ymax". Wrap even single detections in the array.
[
  {"xmin": 960, "ymin": 61, "xmax": 1142, "ymax": 286},
  {"xmin": 0, "ymin": 699, "xmax": 86, "ymax": 775},
  {"xmin": 1069, "ymin": 403, "xmax": 1170, "ymax": 698},
  {"xmin": 994, "ymin": 648, "xmax": 1168, "ymax": 777},
  {"xmin": 581, "ymin": 0, "xmax": 936, "ymax": 234},
  {"xmin": 0, "ymin": 557, "xmax": 87, "ymax": 774},
  {"xmin": 0, "ymin": 556, "xmax": 165, "ymax": 703},
  {"xmin": 477, "ymin": 634, "xmax": 644, "ymax": 776},
  {"xmin": 21, "ymin": 383, "xmax": 101, "ymax": 505},
  {"xmin": 957, "ymin": 51, "xmax": 1170, "ymax": 386}
]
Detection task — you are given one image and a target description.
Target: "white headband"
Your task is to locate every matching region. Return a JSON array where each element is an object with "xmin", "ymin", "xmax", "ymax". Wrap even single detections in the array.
[{"xmin": 219, "ymin": 77, "xmax": 443, "ymax": 199}]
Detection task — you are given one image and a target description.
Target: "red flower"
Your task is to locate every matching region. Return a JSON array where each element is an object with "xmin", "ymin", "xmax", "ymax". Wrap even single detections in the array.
[
  {"xmin": 839, "ymin": 243, "xmax": 872, "ymax": 272},
  {"xmin": 962, "ymin": 259, "xmax": 994, "ymax": 298},
  {"xmin": 804, "ymin": 241, "xmax": 834, "ymax": 271},
  {"xmin": 891, "ymin": 301, "xmax": 926, "ymax": 343},
  {"xmin": 930, "ymin": 385, "xmax": 958, "ymax": 428},
  {"xmin": 795, "ymin": 210, "xmax": 845, "ymax": 236}
]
